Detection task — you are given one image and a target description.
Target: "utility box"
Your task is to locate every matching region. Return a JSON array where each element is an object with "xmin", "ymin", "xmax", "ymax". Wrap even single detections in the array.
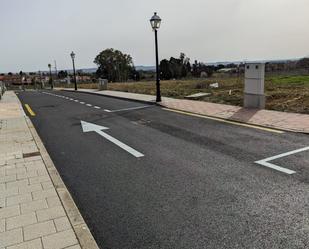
[
  {"xmin": 244, "ymin": 63, "xmax": 265, "ymax": 109},
  {"xmin": 98, "ymin": 78, "xmax": 108, "ymax": 90}
]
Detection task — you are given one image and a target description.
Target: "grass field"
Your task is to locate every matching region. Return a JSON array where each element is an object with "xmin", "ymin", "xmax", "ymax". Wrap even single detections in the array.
[{"xmin": 74, "ymin": 75, "xmax": 309, "ymax": 114}]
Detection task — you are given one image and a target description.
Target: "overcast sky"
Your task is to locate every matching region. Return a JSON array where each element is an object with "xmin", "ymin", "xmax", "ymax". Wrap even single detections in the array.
[{"xmin": 1, "ymin": 0, "xmax": 309, "ymax": 73}]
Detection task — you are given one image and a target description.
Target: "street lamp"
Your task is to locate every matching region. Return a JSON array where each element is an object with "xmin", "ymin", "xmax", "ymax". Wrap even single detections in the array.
[
  {"xmin": 150, "ymin": 12, "xmax": 162, "ymax": 102},
  {"xmin": 70, "ymin": 51, "xmax": 77, "ymax": 91},
  {"xmin": 19, "ymin": 71, "xmax": 24, "ymax": 91},
  {"xmin": 48, "ymin": 64, "xmax": 53, "ymax": 90}
]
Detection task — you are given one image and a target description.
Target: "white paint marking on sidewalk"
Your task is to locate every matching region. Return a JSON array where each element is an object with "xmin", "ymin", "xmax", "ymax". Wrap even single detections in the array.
[
  {"xmin": 255, "ymin": 146, "xmax": 309, "ymax": 175},
  {"xmin": 81, "ymin": 120, "xmax": 144, "ymax": 158},
  {"xmin": 109, "ymin": 105, "xmax": 151, "ymax": 113}
]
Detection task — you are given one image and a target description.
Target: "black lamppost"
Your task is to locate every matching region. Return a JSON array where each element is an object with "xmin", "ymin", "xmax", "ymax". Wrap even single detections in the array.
[
  {"xmin": 150, "ymin": 12, "xmax": 162, "ymax": 102},
  {"xmin": 19, "ymin": 71, "xmax": 24, "ymax": 91},
  {"xmin": 48, "ymin": 64, "xmax": 53, "ymax": 90},
  {"xmin": 70, "ymin": 51, "xmax": 77, "ymax": 91}
]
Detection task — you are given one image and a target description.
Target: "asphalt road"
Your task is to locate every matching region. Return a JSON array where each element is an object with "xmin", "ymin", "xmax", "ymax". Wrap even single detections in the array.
[{"xmin": 17, "ymin": 90, "xmax": 309, "ymax": 249}]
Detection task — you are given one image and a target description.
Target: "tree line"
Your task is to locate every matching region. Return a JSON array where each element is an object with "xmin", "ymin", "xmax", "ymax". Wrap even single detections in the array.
[
  {"xmin": 160, "ymin": 53, "xmax": 219, "ymax": 80},
  {"xmin": 93, "ymin": 49, "xmax": 222, "ymax": 82}
]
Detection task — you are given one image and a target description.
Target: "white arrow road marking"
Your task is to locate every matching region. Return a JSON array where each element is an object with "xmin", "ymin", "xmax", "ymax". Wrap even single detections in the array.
[
  {"xmin": 255, "ymin": 146, "xmax": 309, "ymax": 175},
  {"xmin": 81, "ymin": 121, "xmax": 144, "ymax": 158}
]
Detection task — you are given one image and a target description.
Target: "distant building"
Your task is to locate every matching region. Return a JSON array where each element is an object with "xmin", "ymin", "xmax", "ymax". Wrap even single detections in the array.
[{"xmin": 218, "ymin": 68, "xmax": 238, "ymax": 73}]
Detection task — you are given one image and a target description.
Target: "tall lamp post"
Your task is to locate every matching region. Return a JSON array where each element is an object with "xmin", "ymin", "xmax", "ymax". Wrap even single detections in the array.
[
  {"xmin": 150, "ymin": 12, "xmax": 162, "ymax": 102},
  {"xmin": 70, "ymin": 51, "xmax": 77, "ymax": 91},
  {"xmin": 48, "ymin": 64, "xmax": 53, "ymax": 90},
  {"xmin": 19, "ymin": 71, "xmax": 24, "ymax": 91}
]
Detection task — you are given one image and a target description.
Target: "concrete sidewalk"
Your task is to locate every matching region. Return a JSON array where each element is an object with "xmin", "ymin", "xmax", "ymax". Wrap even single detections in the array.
[
  {"xmin": 59, "ymin": 88, "xmax": 309, "ymax": 133},
  {"xmin": 0, "ymin": 91, "xmax": 98, "ymax": 249}
]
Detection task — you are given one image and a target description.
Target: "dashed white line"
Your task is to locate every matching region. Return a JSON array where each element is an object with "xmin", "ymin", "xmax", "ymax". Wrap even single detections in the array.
[
  {"xmin": 42, "ymin": 93, "xmax": 100, "ymax": 110},
  {"xmin": 104, "ymin": 109, "xmax": 112, "ymax": 113}
]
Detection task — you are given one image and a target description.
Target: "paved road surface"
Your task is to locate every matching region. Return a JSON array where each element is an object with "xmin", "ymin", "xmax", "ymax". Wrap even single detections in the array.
[{"xmin": 17, "ymin": 90, "xmax": 309, "ymax": 249}]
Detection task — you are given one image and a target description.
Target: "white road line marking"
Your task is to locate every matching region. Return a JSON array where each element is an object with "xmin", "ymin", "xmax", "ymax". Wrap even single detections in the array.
[
  {"xmin": 81, "ymin": 121, "xmax": 144, "ymax": 158},
  {"xmin": 94, "ymin": 106, "xmax": 101, "ymax": 109},
  {"xmin": 69, "ymin": 98, "xmax": 74, "ymax": 100},
  {"xmin": 104, "ymin": 109, "xmax": 112, "ymax": 113},
  {"xmin": 86, "ymin": 104, "xmax": 92, "ymax": 107},
  {"xmin": 80, "ymin": 102, "xmax": 85, "ymax": 104},
  {"xmin": 96, "ymin": 130, "xmax": 144, "ymax": 158},
  {"xmin": 74, "ymin": 100, "xmax": 79, "ymax": 102},
  {"xmin": 255, "ymin": 146, "xmax": 309, "ymax": 175},
  {"xmin": 109, "ymin": 105, "xmax": 150, "ymax": 113}
]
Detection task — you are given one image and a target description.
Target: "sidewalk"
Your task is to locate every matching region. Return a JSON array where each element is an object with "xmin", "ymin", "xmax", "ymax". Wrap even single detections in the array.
[
  {"xmin": 0, "ymin": 91, "xmax": 98, "ymax": 249},
  {"xmin": 59, "ymin": 88, "xmax": 309, "ymax": 133}
]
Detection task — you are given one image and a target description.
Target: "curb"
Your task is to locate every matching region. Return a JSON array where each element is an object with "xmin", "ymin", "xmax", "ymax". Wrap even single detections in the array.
[
  {"xmin": 24, "ymin": 116, "xmax": 100, "ymax": 249},
  {"xmin": 157, "ymin": 105, "xmax": 309, "ymax": 135},
  {"xmin": 60, "ymin": 89, "xmax": 157, "ymax": 105},
  {"xmin": 59, "ymin": 89, "xmax": 308, "ymax": 134}
]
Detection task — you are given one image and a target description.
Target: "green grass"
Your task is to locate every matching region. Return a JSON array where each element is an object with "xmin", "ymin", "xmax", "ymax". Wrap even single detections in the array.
[
  {"xmin": 268, "ymin": 75, "xmax": 309, "ymax": 85},
  {"xmin": 60, "ymin": 74, "xmax": 309, "ymax": 114}
]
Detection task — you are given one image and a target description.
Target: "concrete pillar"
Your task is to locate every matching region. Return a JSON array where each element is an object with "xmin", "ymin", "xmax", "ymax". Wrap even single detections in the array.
[{"xmin": 244, "ymin": 63, "xmax": 265, "ymax": 109}]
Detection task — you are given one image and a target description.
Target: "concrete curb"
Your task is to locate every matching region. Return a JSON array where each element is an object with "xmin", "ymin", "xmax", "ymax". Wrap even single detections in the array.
[
  {"xmin": 60, "ymin": 89, "xmax": 157, "ymax": 105},
  {"xmin": 58, "ymin": 89, "xmax": 305, "ymax": 134},
  {"xmin": 24, "ymin": 117, "xmax": 100, "ymax": 249},
  {"xmin": 157, "ymin": 105, "xmax": 309, "ymax": 134}
]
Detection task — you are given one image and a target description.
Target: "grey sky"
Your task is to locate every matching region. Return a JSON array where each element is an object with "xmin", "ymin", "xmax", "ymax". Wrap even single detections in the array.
[{"xmin": 1, "ymin": 0, "xmax": 308, "ymax": 73}]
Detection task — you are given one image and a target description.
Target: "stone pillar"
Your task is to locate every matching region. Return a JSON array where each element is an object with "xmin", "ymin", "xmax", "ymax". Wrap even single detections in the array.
[{"xmin": 244, "ymin": 63, "xmax": 265, "ymax": 109}]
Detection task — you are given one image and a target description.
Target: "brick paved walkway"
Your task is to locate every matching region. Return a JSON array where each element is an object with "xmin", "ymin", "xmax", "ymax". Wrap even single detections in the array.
[
  {"xmin": 162, "ymin": 98, "xmax": 309, "ymax": 133},
  {"xmin": 0, "ymin": 92, "xmax": 98, "ymax": 249}
]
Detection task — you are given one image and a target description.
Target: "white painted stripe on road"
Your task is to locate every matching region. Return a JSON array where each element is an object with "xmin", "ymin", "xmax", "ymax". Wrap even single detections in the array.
[
  {"xmin": 96, "ymin": 130, "xmax": 144, "ymax": 158},
  {"xmin": 80, "ymin": 102, "xmax": 85, "ymax": 104},
  {"xmin": 109, "ymin": 105, "xmax": 150, "ymax": 113},
  {"xmin": 104, "ymin": 109, "xmax": 112, "ymax": 113},
  {"xmin": 86, "ymin": 104, "xmax": 92, "ymax": 107},
  {"xmin": 94, "ymin": 106, "xmax": 101, "ymax": 109},
  {"xmin": 255, "ymin": 146, "xmax": 309, "ymax": 175},
  {"xmin": 255, "ymin": 161, "xmax": 296, "ymax": 175},
  {"xmin": 74, "ymin": 100, "xmax": 79, "ymax": 102}
]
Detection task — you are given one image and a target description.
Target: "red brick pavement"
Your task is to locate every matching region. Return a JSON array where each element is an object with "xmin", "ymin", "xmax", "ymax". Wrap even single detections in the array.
[{"xmin": 161, "ymin": 98, "xmax": 309, "ymax": 133}]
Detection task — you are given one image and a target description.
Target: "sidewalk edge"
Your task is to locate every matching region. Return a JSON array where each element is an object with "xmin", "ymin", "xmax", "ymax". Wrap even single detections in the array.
[
  {"xmin": 24, "ymin": 116, "xmax": 100, "ymax": 249},
  {"xmin": 60, "ymin": 89, "xmax": 157, "ymax": 105},
  {"xmin": 59, "ymin": 89, "xmax": 304, "ymax": 134}
]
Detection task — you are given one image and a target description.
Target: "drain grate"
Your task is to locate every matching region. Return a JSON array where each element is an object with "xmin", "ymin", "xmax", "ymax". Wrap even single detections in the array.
[{"xmin": 23, "ymin": 151, "xmax": 41, "ymax": 158}]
